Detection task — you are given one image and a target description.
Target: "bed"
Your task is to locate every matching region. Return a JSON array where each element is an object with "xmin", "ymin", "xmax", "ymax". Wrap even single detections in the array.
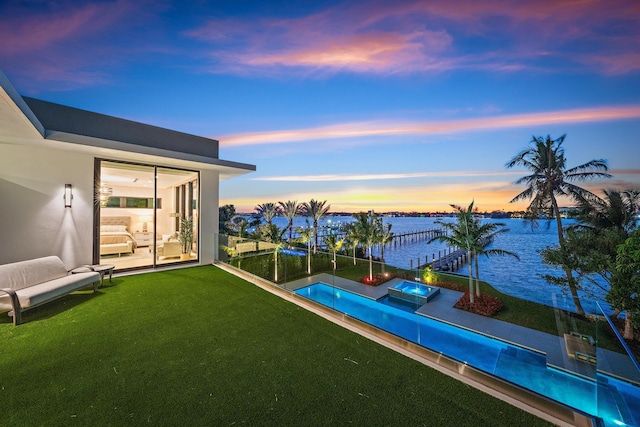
[{"xmin": 100, "ymin": 217, "xmax": 137, "ymax": 256}]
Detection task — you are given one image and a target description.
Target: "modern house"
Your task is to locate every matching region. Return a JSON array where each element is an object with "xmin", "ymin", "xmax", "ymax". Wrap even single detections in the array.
[{"xmin": 0, "ymin": 69, "xmax": 255, "ymax": 271}]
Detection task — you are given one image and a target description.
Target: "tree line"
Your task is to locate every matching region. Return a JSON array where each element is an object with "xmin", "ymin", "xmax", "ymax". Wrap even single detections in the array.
[{"xmin": 220, "ymin": 134, "xmax": 639, "ymax": 340}]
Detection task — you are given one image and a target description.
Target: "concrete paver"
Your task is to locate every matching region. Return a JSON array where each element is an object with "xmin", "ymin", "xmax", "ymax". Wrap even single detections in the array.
[{"xmin": 286, "ymin": 274, "xmax": 640, "ymax": 384}]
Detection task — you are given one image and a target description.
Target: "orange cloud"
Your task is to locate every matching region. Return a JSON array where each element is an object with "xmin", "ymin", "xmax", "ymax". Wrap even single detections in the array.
[
  {"xmin": 231, "ymin": 30, "xmax": 453, "ymax": 74},
  {"xmin": 253, "ymin": 170, "xmax": 521, "ymax": 182},
  {"xmin": 188, "ymin": 0, "xmax": 640, "ymax": 76},
  {"xmin": 219, "ymin": 105, "xmax": 640, "ymax": 146}
]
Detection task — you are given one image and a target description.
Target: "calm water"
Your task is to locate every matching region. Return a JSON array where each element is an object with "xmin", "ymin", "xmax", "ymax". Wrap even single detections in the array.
[
  {"xmin": 269, "ymin": 215, "xmax": 609, "ymax": 314},
  {"xmin": 371, "ymin": 216, "xmax": 609, "ymax": 314}
]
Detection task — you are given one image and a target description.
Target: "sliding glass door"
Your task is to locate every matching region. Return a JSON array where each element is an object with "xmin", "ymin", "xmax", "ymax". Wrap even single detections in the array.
[{"xmin": 96, "ymin": 160, "xmax": 199, "ymax": 271}]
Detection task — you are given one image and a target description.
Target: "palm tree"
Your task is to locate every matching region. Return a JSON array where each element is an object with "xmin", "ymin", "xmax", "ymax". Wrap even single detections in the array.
[
  {"xmin": 230, "ymin": 215, "xmax": 250, "ymax": 238},
  {"xmin": 295, "ymin": 221, "xmax": 314, "ymax": 274},
  {"xmin": 468, "ymin": 218, "xmax": 520, "ymax": 297},
  {"xmin": 302, "ymin": 199, "xmax": 330, "ymax": 254},
  {"xmin": 352, "ymin": 212, "xmax": 382, "ymax": 281},
  {"xmin": 323, "ymin": 231, "xmax": 344, "ymax": 270},
  {"xmin": 568, "ymin": 188, "xmax": 639, "ymax": 321},
  {"xmin": 344, "ymin": 222, "xmax": 361, "ymax": 265},
  {"xmin": 575, "ymin": 189, "xmax": 639, "ymax": 232},
  {"xmin": 429, "ymin": 203, "xmax": 476, "ymax": 302},
  {"xmin": 506, "ymin": 134, "xmax": 611, "ymax": 314},
  {"xmin": 219, "ymin": 204, "xmax": 236, "ymax": 235},
  {"xmin": 261, "ymin": 223, "xmax": 287, "ymax": 282},
  {"xmin": 255, "ymin": 202, "xmax": 280, "ymax": 225},
  {"xmin": 378, "ymin": 222, "xmax": 394, "ymax": 273},
  {"xmin": 279, "ymin": 200, "xmax": 301, "ymax": 242}
]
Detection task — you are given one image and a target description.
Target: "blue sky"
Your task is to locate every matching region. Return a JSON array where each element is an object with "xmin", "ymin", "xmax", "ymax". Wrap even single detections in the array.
[{"xmin": 2, "ymin": 0, "xmax": 639, "ymax": 212}]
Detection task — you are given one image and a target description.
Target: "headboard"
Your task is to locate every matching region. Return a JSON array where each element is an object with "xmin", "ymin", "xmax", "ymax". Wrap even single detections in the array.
[{"xmin": 100, "ymin": 216, "xmax": 131, "ymax": 232}]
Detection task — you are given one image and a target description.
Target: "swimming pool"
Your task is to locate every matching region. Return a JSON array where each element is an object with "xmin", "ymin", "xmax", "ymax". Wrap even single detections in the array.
[
  {"xmin": 389, "ymin": 280, "xmax": 440, "ymax": 304},
  {"xmin": 280, "ymin": 248, "xmax": 306, "ymax": 256},
  {"xmin": 294, "ymin": 282, "xmax": 639, "ymax": 427}
]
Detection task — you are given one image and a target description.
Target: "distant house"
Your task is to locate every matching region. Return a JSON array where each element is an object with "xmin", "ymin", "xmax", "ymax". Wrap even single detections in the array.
[
  {"xmin": 558, "ymin": 206, "xmax": 579, "ymax": 219},
  {"xmin": 0, "ymin": 69, "xmax": 255, "ymax": 271}
]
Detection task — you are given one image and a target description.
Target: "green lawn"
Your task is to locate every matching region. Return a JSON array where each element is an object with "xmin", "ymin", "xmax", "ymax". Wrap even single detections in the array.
[{"xmin": 0, "ymin": 265, "xmax": 550, "ymax": 426}]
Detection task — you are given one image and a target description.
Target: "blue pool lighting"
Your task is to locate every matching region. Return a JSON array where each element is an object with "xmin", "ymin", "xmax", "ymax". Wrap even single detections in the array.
[
  {"xmin": 280, "ymin": 248, "xmax": 306, "ymax": 256},
  {"xmin": 389, "ymin": 280, "xmax": 440, "ymax": 304},
  {"xmin": 294, "ymin": 282, "xmax": 640, "ymax": 427}
]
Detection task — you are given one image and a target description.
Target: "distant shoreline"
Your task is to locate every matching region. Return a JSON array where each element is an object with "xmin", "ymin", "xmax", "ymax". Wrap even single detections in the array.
[{"xmin": 234, "ymin": 210, "xmax": 575, "ymax": 219}]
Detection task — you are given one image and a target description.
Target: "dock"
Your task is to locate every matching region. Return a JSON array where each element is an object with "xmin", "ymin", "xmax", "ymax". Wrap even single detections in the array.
[
  {"xmin": 316, "ymin": 228, "xmax": 444, "ymax": 251},
  {"xmin": 389, "ymin": 229, "xmax": 444, "ymax": 247},
  {"xmin": 429, "ymin": 247, "xmax": 469, "ymax": 271},
  {"xmin": 411, "ymin": 234, "xmax": 496, "ymax": 272}
]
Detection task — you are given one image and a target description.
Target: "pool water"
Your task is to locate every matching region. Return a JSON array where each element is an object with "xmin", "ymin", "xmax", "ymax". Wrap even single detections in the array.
[
  {"xmin": 378, "ymin": 295, "xmax": 420, "ymax": 313},
  {"xmin": 280, "ymin": 248, "xmax": 306, "ymax": 256},
  {"xmin": 393, "ymin": 280, "xmax": 437, "ymax": 296},
  {"xmin": 294, "ymin": 283, "xmax": 640, "ymax": 427},
  {"xmin": 390, "ymin": 280, "xmax": 440, "ymax": 304}
]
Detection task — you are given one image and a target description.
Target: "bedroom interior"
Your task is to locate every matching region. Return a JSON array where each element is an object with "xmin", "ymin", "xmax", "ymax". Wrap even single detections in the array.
[{"xmin": 99, "ymin": 160, "xmax": 199, "ymax": 271}]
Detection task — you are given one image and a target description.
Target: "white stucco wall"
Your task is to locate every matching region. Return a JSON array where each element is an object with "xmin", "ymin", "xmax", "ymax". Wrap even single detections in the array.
[
  {"xmin": 0, "ymin": 143, "xmax": 95, "ymax": 269},
  {"xmin": 199, "ymin": 169, "xmax": 220, "ymax": 264},
  {"xmin": 0, "ymin": 141, "xmax": 223, "ymax": 269}
]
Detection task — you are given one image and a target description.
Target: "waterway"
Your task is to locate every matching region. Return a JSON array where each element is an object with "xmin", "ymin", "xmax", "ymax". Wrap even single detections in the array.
[
  {"xmin": 370, "ymin": 216, "xmax": 609, "ymax": 314},
  {"xmin": 268, "ymin": 215, "xmax": 609, "ymax": 314}
]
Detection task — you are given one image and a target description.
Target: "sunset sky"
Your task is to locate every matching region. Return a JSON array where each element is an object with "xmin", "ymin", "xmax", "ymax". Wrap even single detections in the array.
[{"xmin": 2, "ymin": 0, "xmax": 639, "ymax": 213}]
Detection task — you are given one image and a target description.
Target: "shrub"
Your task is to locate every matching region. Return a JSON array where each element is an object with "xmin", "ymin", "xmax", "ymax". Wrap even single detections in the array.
[
  {"xmin": 431, "ymin": 281, "xmax": 465, "ymax": 292},
  {"xmin": 455, "ymin": 292, "xmax": 504, "ymax": 317},
  {"xmin": 359, "ymin": 272, "xmax": 414, "ymax": 286}
]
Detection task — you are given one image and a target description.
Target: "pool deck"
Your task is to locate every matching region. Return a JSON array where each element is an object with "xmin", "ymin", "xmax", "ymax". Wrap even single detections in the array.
[{"xmin": 286, "ymin": 274, "xmax": 640, "ymax": 385}]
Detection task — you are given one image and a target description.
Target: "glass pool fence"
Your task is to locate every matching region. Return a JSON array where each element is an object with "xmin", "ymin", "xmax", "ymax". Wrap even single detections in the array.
[{"xmin": 217, "ymin": 233, "xmax": 640, "ymax": 427}]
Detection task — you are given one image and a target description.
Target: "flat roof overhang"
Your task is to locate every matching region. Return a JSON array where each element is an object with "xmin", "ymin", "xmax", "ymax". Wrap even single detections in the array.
[{"xmin": 0, "ymin": 70, "xmax": 255, "ymax": 179}]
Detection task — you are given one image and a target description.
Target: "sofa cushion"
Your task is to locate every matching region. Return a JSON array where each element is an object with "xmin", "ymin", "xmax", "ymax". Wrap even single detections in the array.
[
  {"xmin": 0, "ymin": 256, "xmax": 68, "ymax": 291},
  {"xmin": 0, "ymin": 271, "xmax": 100, "ymax": 310}
]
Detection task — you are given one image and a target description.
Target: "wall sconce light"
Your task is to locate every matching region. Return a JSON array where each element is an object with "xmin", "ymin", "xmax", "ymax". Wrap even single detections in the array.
[{"xmin": 64, "ymin": 184, "xmax": 73, "ymax": 208}]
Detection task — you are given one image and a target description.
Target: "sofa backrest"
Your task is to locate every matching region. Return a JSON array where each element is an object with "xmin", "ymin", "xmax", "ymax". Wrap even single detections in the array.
[{"xmin": 0, "ymin": 256, "xmax": 68, "ymax": 291}]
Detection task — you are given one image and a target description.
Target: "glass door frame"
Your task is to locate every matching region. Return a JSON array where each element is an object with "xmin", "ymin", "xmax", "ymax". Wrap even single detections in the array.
[{"xmin": 93, "ymin": 158, "xmax": 200, "ymax": 271}]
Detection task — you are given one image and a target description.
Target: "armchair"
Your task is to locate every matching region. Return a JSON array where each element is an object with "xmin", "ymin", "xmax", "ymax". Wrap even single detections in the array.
[{"xmin": 157, "ymin": 234, "xmax": 182, "ymax": 259}]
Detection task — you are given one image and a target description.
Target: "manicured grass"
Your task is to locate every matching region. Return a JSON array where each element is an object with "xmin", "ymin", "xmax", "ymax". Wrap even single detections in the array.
[
  {"xmin": 1, "ymin": 266, "xmax": 550, "ymax": 426},
  {"xmin": 230, "ymin": 250, "xmax": 413, "ymax": 284}
]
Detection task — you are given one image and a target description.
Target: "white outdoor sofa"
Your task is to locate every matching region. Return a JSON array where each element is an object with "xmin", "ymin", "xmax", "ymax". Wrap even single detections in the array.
[{"xmin": 0, "ymin": 256, "xmax": 100, "ymax": 326}]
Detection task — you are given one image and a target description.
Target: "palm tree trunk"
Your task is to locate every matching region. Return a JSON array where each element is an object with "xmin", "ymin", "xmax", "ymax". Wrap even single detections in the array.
[
  {"xmin": 381, "ymin": 245, "xmax": 386, "ymax": 273},
  {"xmin": 474, "ymin": 253, "xmax": 481, "ymax": 297},
  {"xmin": 307, "ymin": 240, "xmax": 311, "ymax": 274},
  {"xmin": 368, "ymin": 248, "xmax": 373, "ymax": 281},
  {"xmin": 467, "ymin": 248, "xmax": 474, "ymax": 303},
  {"xmin": 274, "ymin": 250, "xmax": 278, "ymax": 282},
  {"xmin": 313, "ymin": 222, "xmax": 318, "ymax": 254},
  {"xmin": 352, "ymin": 247, "xmax": 356, "ymax": 265},
  {"xmin": 624, "ymin": 312, "xmax": 634, "ymax": 340},
  {"xmin": 551, "ymin": 195, "xmax": 585, "ymax": 315}
]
